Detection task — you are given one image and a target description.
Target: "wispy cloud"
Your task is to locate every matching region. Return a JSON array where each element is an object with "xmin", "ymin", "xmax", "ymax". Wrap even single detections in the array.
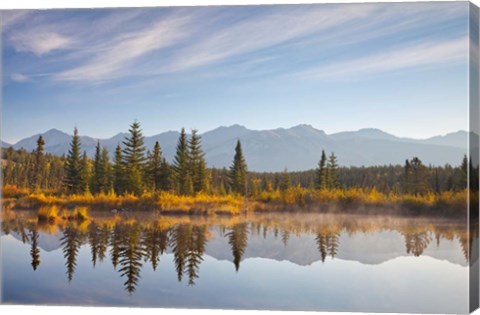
[
  {"xmin": 164, "ymin": 5, "xmax": 378, "ymax": 72},
  {"xmin": 0, "ymin": 10, "xmax": 31, "ymax": 31},
  {"xmin": 1, "ymin": 3, "xmax": 469, "ymax": 85},
  {"xmin": 10, "ymin": 31, "xmax": 72, "ymax": 55},
  {"xmin": 11, "ymin": 73, "xmax": 29, "ymax": 82},
  {"xmin": 295, "ymin": 37, "xmax": 468, "ymax": 80},
  {"xmin": 55, "ymin": 15, "xmax": 193, "ymax": 81}
]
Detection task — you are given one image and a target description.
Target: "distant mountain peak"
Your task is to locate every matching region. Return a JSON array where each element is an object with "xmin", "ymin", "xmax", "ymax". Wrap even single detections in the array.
[{"xmin": 221, "ymin": 124, "xmax": 249, "ymax": 131}]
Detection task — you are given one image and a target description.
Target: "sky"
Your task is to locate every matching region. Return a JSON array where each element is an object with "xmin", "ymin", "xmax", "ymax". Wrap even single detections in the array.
[{"xmin": 0, "ymin": 2, "xmax": 472, "ymax": 143}]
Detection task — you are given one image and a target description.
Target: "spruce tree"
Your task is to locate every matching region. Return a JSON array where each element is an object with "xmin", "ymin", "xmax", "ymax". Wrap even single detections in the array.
[
  {"xmin": 91, "ymin": 141, "xmax": 102, "ymax": 194},
  {"xmin": 64, "ymin": 127, "xmax": 83, "ymax": 194},
  {"xmin": 159, "ymin": 158, "xmax": 171, "ymax": 191},
  {"xmin": 34, "ymin": 135, "xmax": 46, "ymax": 189},
  {"xmin": 113, "ymin": 144, "xmax": 125, "ymax": 195},
  {"xmin": 80, "ymin": 151, "xmax": 91, "ymax": 194},
  {"xmin": 147, "ymin": 141, "xmax": 163, "ymax": 191},
  {"xmin": 122, "ymin": 121, "xmax": 147, "ymax": 195},
  {"xmin": 228, "ymin": 140, "xmax": 248, "ymax": 195},
  {"xmin": 404, "ymin": 159, "xmax": 411, "ymax": 194},
  {"xmin": 100, "ymin": 147, "xmax": 112, "ymax": 193},
  {"xmin": 327, "ymin": 152, "xmax": 339, "ymax": 189},
  {"xmin": 316, "ymin": 150, "xmax": 327, "ymax": 190},
  {"xmin": 188, "ymin": 130, "xmax": 208, "ymax": 194},
  {"xmin": 279, "ymin": 168, "xmax": 291, "ymax": 191},
  {"xmin": 409, "ymin": 157, "xmax": 430, "ymax": 195},
  {"xmin": 172, "ymin": 128, "xmax": 191, "ymax": 195}
]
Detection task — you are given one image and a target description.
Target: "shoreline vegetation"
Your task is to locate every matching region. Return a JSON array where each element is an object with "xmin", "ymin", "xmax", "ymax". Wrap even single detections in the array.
[
  {"xmin": 2, "ymin": 185, "xmax": 472, "ymax": 219},
  {"xmin": 2, "ymin": 120, "xmax": 478, "ymax": 219}
]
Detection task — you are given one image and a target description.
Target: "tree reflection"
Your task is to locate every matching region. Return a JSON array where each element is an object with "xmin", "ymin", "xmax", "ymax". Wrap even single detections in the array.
[
  {"xmin": 315, "ymin": 229, "xmax": 340, "ymax": 262},
  {"xmin": 170, "ymin": 224, "xmax": 207, "ymax": 285},
  {"xmin": 1, "ymin": 212, "xmax": 473, "ymax": 297},
  {"xmin": 142, "ymin": 222, "xmax": 169, "ymax": 271},
  {"xmin": 60, "ymin": 225, "xmax": 84, "ymax": 282},
  {"xmin": 88, "ymin": 222, "xmax": 110, "ymax": 267},
  {"xmin": 28, "ymin": 226, "xmax": 40, "ymax": 271},
  {"xmin": 226, "ymin": 223, "xmax": 249, "ymax": 271},
  {"xmin": 402, "ymin": 230, "xmax": 432, "ymax": 257},
  {"xmin": 118, "ymin": 223, "xmax": 143, "ymax": 294},
  {"xmin": 110, "ymin": 224, "xmax": 122, "ymax": 270}
]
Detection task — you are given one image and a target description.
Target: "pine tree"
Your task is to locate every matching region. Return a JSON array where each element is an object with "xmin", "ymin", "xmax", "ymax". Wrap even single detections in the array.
[
  {"xmin": 228, "ymin": 140, "xmax": 248, "ymax": 195},
  {"xmin": 122, "ymin": 121, "xmax": 147, "ymax": 195},
  {"xmin": 147, "ymin": 141, "xmax": 163, "ymax": 191},
  {"xmin": 316, "ymin": 150, "xmax": 327, "ymax": 190},
  {"xmin": 80, "ymin": 151, "xmax": 91, "ymax": 194},
  {"xmin": 189, "ymin": 130, "xmax": 208, "ymax": 194},
  {"xmin": 408, "ymin": 157, "xmax": 430, "ymax": 195},
  {"xmin": 34, "ymin": 135, "xmax": 46, "ymax": 189},
  {"xmin": 113, "ymin": 144, "xmax": 125, "ymax": 195},
  {"xmin": 327, "ymin": 152, "xmax": 339, "ymax": 189},
  {"xmin": 100, "ymin": 147, "xmax": 112, "ymax": 193},
  {"xmin": 172, "ymin": 128, "xmax": 192, "ymax": 195},
  {"xmin": 279, "ymin": 168, "xmax": 291, "ymax": 191},
  {"xmin": 64, "ymin": 128, "xmax": 83, "ymax": 194},
  {"xmin": 91, "ymin": 141, "xmax": 102, "ymax": 194},
  {"xmin": 159, "ymin": 158, "xmax": 171, "ymax": 191},
  {"xmin": 459, "ymin": 154, "xmax": 468, "ymax": 190},
  {"xmin": 404, "ymin": 159, "xmax": 411, "ymax": 194}
]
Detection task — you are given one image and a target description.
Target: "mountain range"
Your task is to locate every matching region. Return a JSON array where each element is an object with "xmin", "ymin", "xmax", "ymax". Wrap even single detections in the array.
[{"xmin": 2, "ymin": 125, "xmax": 472, "ymax": 171}]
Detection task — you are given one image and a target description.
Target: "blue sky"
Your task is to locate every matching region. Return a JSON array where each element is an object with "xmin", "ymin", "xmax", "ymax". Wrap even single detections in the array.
[{"xmin": 1, "ymin": 2, "xmax": 471, "ymax": 143}]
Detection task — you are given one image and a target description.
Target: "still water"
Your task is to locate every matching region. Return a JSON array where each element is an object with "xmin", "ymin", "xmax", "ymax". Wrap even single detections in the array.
[{"xmin": 0, "ymin": 211, "xmax": 472, "ymax": 313}]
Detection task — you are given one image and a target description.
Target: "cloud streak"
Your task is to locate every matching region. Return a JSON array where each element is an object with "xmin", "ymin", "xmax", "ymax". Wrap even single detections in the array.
[
  {"xmin": 164, "ymin": 5, "xmax": 378, "ymax": 72},
  {"xmin": 1, "ymin": 3, "xmax": 469, "ymax": 84},
  {"xmin": 55, "ymin": 15, "xmax": 193, "ymax": 81},
  {"xmin": 295, "ymin": 37, "xmax": 468, "ymax": 80},
  {"xmin": 10, "ymin": 31, "xmax": 72, "ymax": 55}
]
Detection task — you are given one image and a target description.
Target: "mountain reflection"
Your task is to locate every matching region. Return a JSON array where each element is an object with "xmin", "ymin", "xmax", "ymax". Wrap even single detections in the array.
[{"xmin": 1, "ymin": 211, "xmax": 476, "ymax": 295}]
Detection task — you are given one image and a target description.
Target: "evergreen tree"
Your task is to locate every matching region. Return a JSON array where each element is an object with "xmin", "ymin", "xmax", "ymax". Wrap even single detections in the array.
[
  {"xmin": 100, "ymin": 147, "xmax": 112, "ymax": 193},
  {"xmin": 327, "ymin": 152, "xmax": 339, "ymax": 189},
  {"xmin": 147, "ymin": 141, "xmax": 163, "ymax": 191},
  {"xmin": 113, "ymin": 144, "xmax": 125, "ymax": 195},
  {"xmin": 64, "ymin": 128, "xmax": 83, "ymax": 194},
  {"xmin": 316, "ymin": 150, "xmax": 327, "ymax": 190},
  {"xmin": 228, "ymin": 140, "xmax": 248, "ymax": 195},
  {"xmin": 172, "ymin": 128, "xmax": 192, "ymax": 195},
  {"xmin": 80, "ymin": 151, "xmax": 91, "ymax": 194},
  {"xmin": 406, "ymin": 157, "xmax": 430, "ymax": 195},
  {"xmin": 404, "ymin": 159, "xmax": 411, "ymax": 194},
  {"xmin": 122, "ymin": 121, "xmax": 147, "ymax": 195},
  {"xmin": 91, "ymin": 141, "xmax": 102, "ymax": 194},
  {"xmin": 159, "ymin": 158, "xmax": 171, "ymax": 191},
  {"xmin": 459, "ymin": 154, "xmax": 468, "ymax": 189},
  {"xmin": 279, "ymin": 168, "xmax": 291, "ymax": 191},
  {"xmin": 189, "ymin": 130, "xmax": 208, "ymax": 194},
  {"xmin": 34, "ymin": 136, "xmax": 46, "ymax": 189}
]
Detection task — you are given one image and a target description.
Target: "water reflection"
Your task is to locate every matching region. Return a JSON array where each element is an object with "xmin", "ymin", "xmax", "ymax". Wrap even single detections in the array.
[{"xmin": 1, "ymin": 211, "xmax": 476, "ymax": 296}]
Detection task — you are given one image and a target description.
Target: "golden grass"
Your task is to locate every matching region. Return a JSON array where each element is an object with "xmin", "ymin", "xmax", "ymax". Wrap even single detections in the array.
[{"xmin": 6, "ymin": 186, "xmax": 470, "ymax": 217}]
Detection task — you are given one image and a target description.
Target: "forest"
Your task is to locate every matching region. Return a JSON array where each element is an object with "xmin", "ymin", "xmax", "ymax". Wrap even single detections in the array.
[{"xmin": 1, "ymin": 121, "xmax": 478, "ymax": 217}]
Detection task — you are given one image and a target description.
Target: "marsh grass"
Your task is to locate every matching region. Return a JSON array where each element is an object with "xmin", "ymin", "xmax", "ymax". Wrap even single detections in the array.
[{"xmin": 7, "ymin": 185, "xmax": 471, "ymax": 217}]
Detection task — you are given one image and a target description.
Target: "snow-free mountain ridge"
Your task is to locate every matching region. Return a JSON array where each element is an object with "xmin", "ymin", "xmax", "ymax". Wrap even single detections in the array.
[{"xmin": 2, "ymin": 125, "xmax": 471, "ymax": 171}]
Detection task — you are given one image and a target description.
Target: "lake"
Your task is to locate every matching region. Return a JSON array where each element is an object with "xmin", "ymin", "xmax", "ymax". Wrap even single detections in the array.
[{"xmin": 0, "ymin": 210, "xmax": 473, "ymax": 313}]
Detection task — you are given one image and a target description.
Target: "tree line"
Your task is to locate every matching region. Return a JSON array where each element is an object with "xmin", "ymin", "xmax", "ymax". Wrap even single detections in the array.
[{"xmin": 2, "ymin": 120, "xmax": 475, "ymax": 197}]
